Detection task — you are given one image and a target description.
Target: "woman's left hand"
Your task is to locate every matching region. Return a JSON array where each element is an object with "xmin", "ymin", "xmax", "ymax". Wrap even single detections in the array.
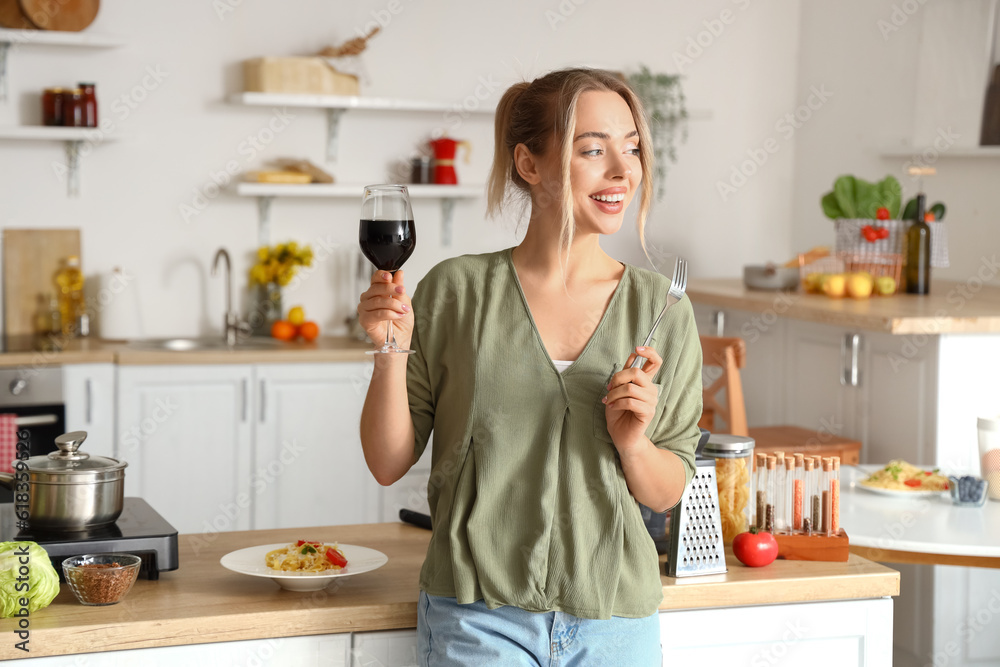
[{"xmin": 603, "ymin": 346, "xmax": 662, "ymax": 457}]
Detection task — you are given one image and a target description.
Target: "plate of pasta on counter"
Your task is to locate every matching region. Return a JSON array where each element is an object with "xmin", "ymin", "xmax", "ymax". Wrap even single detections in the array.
[
  {"xmin": 857, "ymin": 460, "xmax": 951, "ymax": 497},
  {"xmin": 220, "ymin": 540, "xmax": 388, "ymax": 591}
]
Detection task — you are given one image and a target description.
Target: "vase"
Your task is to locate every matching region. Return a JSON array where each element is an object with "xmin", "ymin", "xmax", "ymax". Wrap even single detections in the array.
[{"xmin": 250, "ymin": 282, "xmax": 282, "ymax": 336}]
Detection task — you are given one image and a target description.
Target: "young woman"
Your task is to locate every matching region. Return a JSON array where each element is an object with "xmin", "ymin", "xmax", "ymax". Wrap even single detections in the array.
[{"xmin": 358, "ymin": 68, "xmax": 702, "ymax": 665}]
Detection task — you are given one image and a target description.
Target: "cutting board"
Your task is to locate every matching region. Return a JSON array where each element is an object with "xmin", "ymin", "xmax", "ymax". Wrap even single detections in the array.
[
  {"xmin": 0, "ymin": 0, "xmax": 33, "ymax": 29},
  {"xmin": 2, "ymin": 229, "xmax": 81, "ymax": 338},
  {"xmin": 16, "ymin": 0, "xmax": 99, "ymax": 31}
]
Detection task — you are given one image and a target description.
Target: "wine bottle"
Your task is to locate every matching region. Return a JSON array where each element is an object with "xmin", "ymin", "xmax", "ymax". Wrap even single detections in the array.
[{"xmin": 904, "ymin": 194, "xmax": 931, "ymax": 294}]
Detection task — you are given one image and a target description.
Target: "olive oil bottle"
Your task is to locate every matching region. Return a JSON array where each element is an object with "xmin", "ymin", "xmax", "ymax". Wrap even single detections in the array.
[{"xmin": 904, "ymin": 194, "xmax": 931, "ymax": 294}]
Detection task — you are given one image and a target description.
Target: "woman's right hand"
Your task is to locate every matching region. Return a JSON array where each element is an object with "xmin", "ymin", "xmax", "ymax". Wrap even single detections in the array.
[{"xmin": 357, "ymin": 270, "xmax": 413, "ymax": 348}]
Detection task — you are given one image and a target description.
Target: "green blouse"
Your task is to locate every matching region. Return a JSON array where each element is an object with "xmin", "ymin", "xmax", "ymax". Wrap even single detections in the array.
[{"xmin": 406, "ymin": 247, "xmax": 702, "ymax": 620}]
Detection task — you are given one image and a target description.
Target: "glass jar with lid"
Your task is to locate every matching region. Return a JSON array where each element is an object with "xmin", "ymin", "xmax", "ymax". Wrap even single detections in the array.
[
  {"xmin": 42, "ymin": 88, "xmax": 66, "ymax": 126},
  {"xmin": 702, "ymin": 434, "xmax": 755, "ymax": 544},
  {"xmin": 62, "ymin": 89, "xmax": 85, "ymax": 127}
]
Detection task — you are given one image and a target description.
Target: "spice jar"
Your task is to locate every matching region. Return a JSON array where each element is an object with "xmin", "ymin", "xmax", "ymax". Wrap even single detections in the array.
[
  {"xmin": 42, "ymin": 87, "xmax": 66, "ymax": 126},
  {"xmin": 410, "ymin": 156, "xmax": 432, "ymax": 184},
  {"xmin": 62, "ymin": 89, "xmax": 85, "ymax": 127},
  {"xmin": 78, "ymin": 82, "xmax": 98, "ymax": 128},
  {"xmin": 702, "ymin": 434, "xmax": 755, "ymax": 544}
]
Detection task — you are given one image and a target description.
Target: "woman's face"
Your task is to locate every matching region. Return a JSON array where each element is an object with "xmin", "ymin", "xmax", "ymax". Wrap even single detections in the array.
[{"xmin": 540, "ymin": 90, "xmax": 642, "ymax": 237}]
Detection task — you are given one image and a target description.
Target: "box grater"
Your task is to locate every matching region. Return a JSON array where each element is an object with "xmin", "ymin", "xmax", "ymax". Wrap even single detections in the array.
[{"xmin": 666, "ymin": 457, "xmax": 727, "ymax": 577}]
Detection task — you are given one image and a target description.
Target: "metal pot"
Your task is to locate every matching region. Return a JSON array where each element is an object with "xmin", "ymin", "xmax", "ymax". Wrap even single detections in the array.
[{"xmin": 0, "ymin": 431, "xmax": 126, "ymax": 531}]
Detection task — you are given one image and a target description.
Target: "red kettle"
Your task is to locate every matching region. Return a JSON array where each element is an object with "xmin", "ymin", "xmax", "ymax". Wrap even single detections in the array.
[{"xmin": 429, "ymin": 136, "xmax": 470, "ymax": 185}]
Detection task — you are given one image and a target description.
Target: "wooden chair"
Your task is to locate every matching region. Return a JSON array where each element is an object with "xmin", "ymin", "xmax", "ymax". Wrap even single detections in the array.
[
  {"xmin": 699, "ymin": 335, "xmax": 862, "ymax": 466},
  {"xmin": 699, "ymin": 336, "xmax": 749, "ymax": 437}
]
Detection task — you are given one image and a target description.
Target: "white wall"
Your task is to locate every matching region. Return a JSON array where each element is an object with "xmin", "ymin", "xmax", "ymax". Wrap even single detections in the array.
[
  {"xmin": 0, "ymin": 0, "xmax": 802, "ymax": 339},
  {"xmin": 792, "ymin": 0, "xmax": 1000, "ymax": 288}
]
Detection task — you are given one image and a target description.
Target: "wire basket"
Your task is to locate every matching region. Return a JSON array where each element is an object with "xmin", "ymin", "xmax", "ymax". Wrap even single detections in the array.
[
  {"xmin": 834, "ymin": 218, "xmax": 949, "ymax": 268},
  {"xmin": 798, "ymin": 251, "xmax": 903, "ymax": 295}
]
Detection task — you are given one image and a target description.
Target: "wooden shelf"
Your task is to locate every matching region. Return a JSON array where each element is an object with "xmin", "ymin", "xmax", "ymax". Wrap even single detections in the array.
[
  {"xmin": 0, "ymin": 125, "xmax": 119, "ymax": 196},
  {"xmin": 236, "ymin": 182, "xmax": 483, "ymax": 247}
]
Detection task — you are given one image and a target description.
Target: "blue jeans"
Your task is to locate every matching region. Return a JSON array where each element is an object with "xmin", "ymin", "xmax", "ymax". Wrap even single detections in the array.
[{"xmin": 416, "ymin": 591, "xmax": 661, "ymax": 666}]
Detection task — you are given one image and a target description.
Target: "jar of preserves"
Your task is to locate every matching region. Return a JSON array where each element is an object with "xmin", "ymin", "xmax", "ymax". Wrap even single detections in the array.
[
  {"xmin": 42, "ymin": 87, "xmax": 66, "ymax": 126},
  {"xmin": 78, "ymin": 82, "xmax": 97, "ymax": 128},
  {"xmin": 702, "ymin": 434, "xmax": 755, "ymax": 544},
  {"xmin": 62, "ymin": 89, "xmax": 85, "ymax": 127}
]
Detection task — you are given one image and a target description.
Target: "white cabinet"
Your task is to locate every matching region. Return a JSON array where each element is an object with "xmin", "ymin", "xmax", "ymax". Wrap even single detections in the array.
[
  {"xmin": 783, "ymin": 320, "xmax": 937, "ymax": 464},
  {"xmin": 691, "ymin": 303, "xmax": 787, "ymax": 427},
  {"xmin": 116, "ymin": 361, "xmax": 377, "ymax": 534},
  {"xmin": 63, "ymin": 363, "xmax": 116, "ymax": 458},
  {"xmin": 660, "ymin": 597, "xmax": 893, "ymax": 665},
  {"xmin": 254, "ymin": 362, "xmax": 381, "ymax": 530},
  {"xmin": 352, "ymin": 630, "xmax": 419, "ymax": 667},
  {"xmin": 116, "ymin": 365, "xmax": 254, "ymax": 533},
  {"xmin": 692, "ymin": 303, "xmax": 937, "ymax": 463}
]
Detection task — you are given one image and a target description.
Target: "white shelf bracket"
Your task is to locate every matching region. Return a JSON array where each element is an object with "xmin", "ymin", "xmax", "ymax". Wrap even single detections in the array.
[
  {"xmin": 440, "ymin": 198, "xmax": 455, "ymax": 247},
  {"xmin": 325, "ymin": 108, "xmax": 345, "ymax": 162},
  {"xmin": 0, "ymin": 42, "xmax": 9, "ymax": 103},
  {"xmin": 256, "ymin": 196, "xmax": 274, "ymax": 246},
  {"xmin": 65, "ymin": 140, "xmax": 81, "ymax": 197}
]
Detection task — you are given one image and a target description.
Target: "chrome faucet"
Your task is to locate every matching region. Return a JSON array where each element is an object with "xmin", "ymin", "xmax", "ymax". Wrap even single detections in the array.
[{"xmin": 211, "ymin": 248, "xmax": 245, "ymax": 346}]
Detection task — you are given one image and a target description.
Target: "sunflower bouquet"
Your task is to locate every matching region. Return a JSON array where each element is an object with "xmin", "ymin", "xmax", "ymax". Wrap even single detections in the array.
[{"xmin": 249, "ymin": 242, "xmax": 314, "ymax": 287}]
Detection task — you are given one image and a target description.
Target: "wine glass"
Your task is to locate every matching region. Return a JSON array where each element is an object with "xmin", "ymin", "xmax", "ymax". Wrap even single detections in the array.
[{"xmin": 360, "ymin": 184, "xmax": 417, "ymax": 355}]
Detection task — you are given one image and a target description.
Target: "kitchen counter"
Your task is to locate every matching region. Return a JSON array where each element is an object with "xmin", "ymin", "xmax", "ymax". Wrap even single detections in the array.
[
  {"xmin": 687, "ymin": 278, "xmax": 1000, "ymax": 334},
  {"xmin": 0, "ymin": 335, "xmax": 373, "ymax": 368},
  {"xmin": 3, "ymin": 522, "xmax": 899, "ymax": 660},
  {"xmin": 841, "ymin": 465, "xmax": 1000, "ymax": 569}
]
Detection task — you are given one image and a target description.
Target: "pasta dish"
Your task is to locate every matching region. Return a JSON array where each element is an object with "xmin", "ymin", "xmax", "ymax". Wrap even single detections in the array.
[
  {"xmin": 265, "ymin": 540, "xmax": 348, "ymax": 572},
  {"xmin": 860, "ymin": 460, "xmax": 950, "ymax": 491}
]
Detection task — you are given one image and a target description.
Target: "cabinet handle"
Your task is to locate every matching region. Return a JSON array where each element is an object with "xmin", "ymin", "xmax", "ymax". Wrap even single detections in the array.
[
  {"xmin": 241, "ymin": 379, "xmax": 248, "ymax": 423},
  {"xmin": 712, "ymin": 310, "xmax": 726, "ymax": 337},
  {"xmin": 85, "ymin": 378, "xmax": 93, "ymax": 424},
  {"xmin": 841, "ymin": 333, "xmax": 861, "ymax": 387},
  {"xmin": 259, "ymin": 379, "xmax": 266, "ymax": 423}
]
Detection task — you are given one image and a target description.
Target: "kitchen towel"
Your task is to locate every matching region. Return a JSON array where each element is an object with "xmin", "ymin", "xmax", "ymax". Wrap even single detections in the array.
[
  {"xmin": 0, "ymin": 413, "xmax": 18, "ymax": 473},
  {"xmin": 97, "ymin": 266, "xmax": 144, "ymax": 340}
]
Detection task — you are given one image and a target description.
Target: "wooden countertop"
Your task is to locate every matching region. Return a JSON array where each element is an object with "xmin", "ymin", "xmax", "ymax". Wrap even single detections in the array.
[
  {"xmin": 687, "ymin": 278, "xmax": 1000, "ymax": 334},
  {"xmin": 4, "ymin": 522, "xmax": 899, "ymax": 659},
  {"xmin": 0, "ymin": 336, "xmax": 372, "ymax": 368}
]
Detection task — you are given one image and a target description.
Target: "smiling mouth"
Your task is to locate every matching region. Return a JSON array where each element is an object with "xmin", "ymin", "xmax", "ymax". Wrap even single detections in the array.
[{"xmin": 589, "ymin": 193, "xmax": 625, "ymax": 203}]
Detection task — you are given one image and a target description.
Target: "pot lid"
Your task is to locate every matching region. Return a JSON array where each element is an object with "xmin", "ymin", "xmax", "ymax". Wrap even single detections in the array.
[
  {"xmin": 27, "ymin": 431, "xmax": 125, "ymax": 473},
  {"xmin": 701, "ymin": 434, "xmax": 755, "ymax": 458}
]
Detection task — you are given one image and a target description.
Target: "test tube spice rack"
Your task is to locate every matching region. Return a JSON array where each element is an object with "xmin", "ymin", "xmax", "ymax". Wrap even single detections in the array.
[{"xmin": 754, "ymin": 453, "xmax": 849, "ymax": 562}]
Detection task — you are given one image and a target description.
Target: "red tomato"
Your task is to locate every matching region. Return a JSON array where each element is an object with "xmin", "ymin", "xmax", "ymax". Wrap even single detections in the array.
[
  {"xmin": 326, "ymin": 547, "xmax": 348, "ymax": 568},
  {"xmin": 876, "ymin": 207, "xmax": 890, "ymax": 220},
  {"xmin": 904, "ymin": 479, "xmax": 922, "ymax": 487},
  {"xmin": 877, "ymin": 227, "xmax": 890, "ymax": 239},
  {"xmin": 861, "ymin": 226, "xmax": 879, "ymax": 242},
  {"xmin": 732, "ymin": 527, "xmax": 779, "ymax": 567}
]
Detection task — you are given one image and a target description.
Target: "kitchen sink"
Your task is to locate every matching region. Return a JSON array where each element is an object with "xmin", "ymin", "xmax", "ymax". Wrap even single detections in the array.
[{"xmin": 126, "ymin": 337, "xmax": 286, "ymax": 351}]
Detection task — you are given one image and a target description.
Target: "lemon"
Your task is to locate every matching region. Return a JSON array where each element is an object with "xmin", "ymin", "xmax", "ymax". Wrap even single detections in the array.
[{"xmin": 288, "ymin": 306, "xmax": 306, "ymax": 325}]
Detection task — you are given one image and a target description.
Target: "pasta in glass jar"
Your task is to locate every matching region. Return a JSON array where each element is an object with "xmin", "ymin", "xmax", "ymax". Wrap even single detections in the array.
[{"xmin": 702, "ymin": 435, "xmax": 755, "ymax": 544}]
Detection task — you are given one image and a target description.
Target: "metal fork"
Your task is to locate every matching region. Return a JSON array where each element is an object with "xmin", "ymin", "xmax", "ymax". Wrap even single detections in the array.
[{"xmin": 629, "ymin": 257, "xmax": 688, "ymax": 369}]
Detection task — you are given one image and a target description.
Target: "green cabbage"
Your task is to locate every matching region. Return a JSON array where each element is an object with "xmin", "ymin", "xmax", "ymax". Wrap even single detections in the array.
[{"xmin": 0, "ymin": 541, "xmax": 60, "ymax": 618}]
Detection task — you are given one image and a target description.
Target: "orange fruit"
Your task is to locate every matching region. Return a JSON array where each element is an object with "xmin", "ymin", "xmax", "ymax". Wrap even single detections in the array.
[
  {"xmin": 299, "ymin": 321, "xmax": 319, "ymax": 342},
  {"xmin": 271, "ymin": 320, "xmax": 298, "ymax": 341}
]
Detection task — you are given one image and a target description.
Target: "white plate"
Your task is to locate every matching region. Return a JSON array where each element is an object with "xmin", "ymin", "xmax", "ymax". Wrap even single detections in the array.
[
  {"xmin": 220, "ymin": 543, "xmax": 388, "ymax": 591},
  {"xmin": 856, "ymin": 482, "xmax": 947, "ymax": 498}
]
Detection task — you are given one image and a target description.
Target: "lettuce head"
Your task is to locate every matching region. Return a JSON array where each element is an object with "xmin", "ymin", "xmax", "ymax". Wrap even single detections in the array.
[{"xmin": 0, "ymin": 541, "xmax": 60, "ymax": 618}]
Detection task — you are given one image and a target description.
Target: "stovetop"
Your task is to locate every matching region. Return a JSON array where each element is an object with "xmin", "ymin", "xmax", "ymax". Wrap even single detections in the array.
[{"xmin": 0, "ymin": 497, "xmax": 179, "ymax": 579}]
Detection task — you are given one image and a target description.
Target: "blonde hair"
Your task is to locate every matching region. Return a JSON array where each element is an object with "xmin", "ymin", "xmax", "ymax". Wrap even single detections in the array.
[{"xmin": 487, "ymin": 67, "xmax": 654, "ymax": 259}]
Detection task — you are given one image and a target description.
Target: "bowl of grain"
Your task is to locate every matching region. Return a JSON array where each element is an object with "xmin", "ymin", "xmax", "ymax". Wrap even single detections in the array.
[{"xmin": 62, "ymin": 554, "xmax": 141, "ymax": 606}]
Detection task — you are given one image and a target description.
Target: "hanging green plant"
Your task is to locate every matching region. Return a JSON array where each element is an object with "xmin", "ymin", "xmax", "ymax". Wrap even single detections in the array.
[{"xmin": 627, "ymin": 66, "xmax": 688, "ymax": 201}]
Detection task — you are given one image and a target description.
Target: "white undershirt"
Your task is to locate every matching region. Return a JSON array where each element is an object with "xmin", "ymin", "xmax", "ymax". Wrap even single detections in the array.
[{"xmin": 552, "ymin": 359, "xmax": 573, "ymax": 374}]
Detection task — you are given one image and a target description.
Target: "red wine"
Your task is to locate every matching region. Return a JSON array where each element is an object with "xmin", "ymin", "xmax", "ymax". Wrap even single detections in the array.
[{"xmin": 359, "ymin": 219, "xmax": 416, "ymax": 271}]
